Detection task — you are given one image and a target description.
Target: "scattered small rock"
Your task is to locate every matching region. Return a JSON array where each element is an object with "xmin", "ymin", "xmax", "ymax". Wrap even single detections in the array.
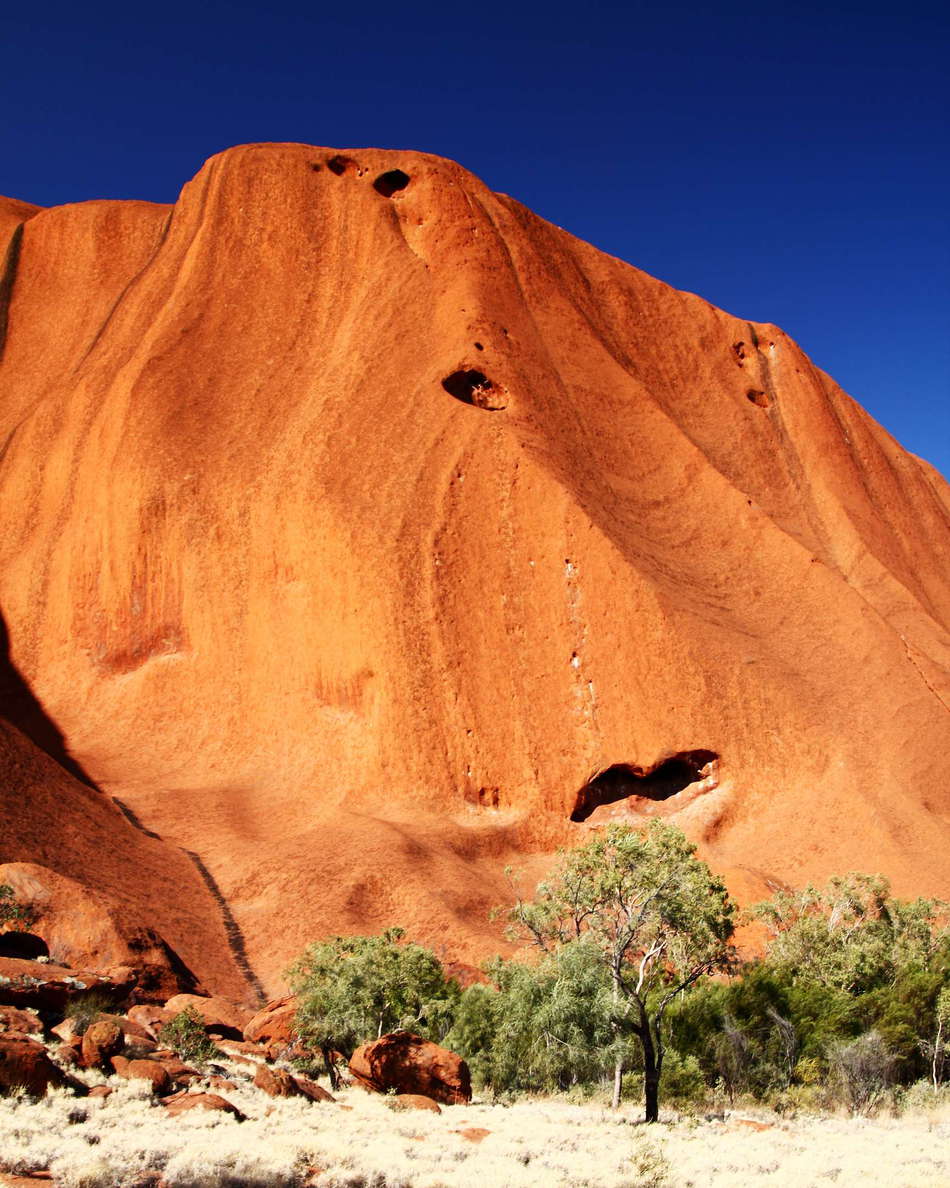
[
  {"xmin": 163, "ymin": 1091, "xmax": 245, "ymax": 1120},
  {"xmin": 392, "ymin": 1093, "xmax": 441, "ymax": 1113}
]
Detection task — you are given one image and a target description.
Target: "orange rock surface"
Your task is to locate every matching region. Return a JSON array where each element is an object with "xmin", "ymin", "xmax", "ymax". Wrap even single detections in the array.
[{"xmin": 0, "ymin": 144, "xmax": 947, "ymax": 1000}]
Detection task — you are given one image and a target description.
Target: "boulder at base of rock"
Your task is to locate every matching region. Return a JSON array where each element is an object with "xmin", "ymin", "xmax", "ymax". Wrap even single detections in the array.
[
  {"xmin": 123, "ymin": 1058, "xmax": 172, "ymax": 1095},
  {"xmin": 0, "ymin": 1035, "xmax": 68, "ymax": 1097},
  {"xmin": 150, "ymin": 1051, "xmax": 200, "ymax": 1085},
  {"xmin": 349, "ymin": 1033, "xmax": 471, "ymax": 1104},
  {"xmin": 243, "ymin": 996, "xmax": 298, "ymax": 1045},
  {"xmin": 294, "ymin": 1073, "xmax": 335, "ymax": 1103},
  {"xmin": 81, "ymin": 1019, "xmax": 123, "ymax": 1069},
  {"xmin": 253, "ymin": 1063, "xmax": 301, "ymax": 1097},
  {"xmin": 163, "ymin": 1091, "xmax": 245, "ymax": 1120},
  {"xmin": 127, "ymin": 1004, "xmax": 172, "ymax": 1039},
  {"xmin": 394, "ymin": 1093, "xmax": 441, "ymax": 1113},
  {"xmin": 163, "ymin": 994, "xmax": 250, "ymax": 1039},
  {"xmin": 0, "ymin": 1005, "xmax": 41, "ymax": 1035},
  {"xmin": 54, "ymin": 1038, "xmax": 82, "ymax": 1068}
]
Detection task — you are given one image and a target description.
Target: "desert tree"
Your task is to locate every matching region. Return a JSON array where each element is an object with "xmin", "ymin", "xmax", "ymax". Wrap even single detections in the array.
[
  {"xmin": 506, "ymin": 821, "xmax": 735, "ymax": 1121},
  {"xmin": 288, "ymin": 928, "xmax": 458, "ymax": 1088}
]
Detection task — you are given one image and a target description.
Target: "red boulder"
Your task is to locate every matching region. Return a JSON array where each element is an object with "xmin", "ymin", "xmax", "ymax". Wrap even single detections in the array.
[
  {"xmin": 349, "ymin": 1033, "xmax": 471, "ymax": 1104},
  {"xmin": 0, "ymin": 1035, "xmax": 68, "ymax": 1097}
]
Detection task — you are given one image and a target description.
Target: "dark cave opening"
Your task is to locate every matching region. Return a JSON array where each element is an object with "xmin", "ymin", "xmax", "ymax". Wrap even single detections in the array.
[
  {"xmin": 441, "ymin": 369, "xmax": 507, "ymax": 410},
  {"xmin": 570, "ymin": 750, "xmax": 719, "ymax": 822},
  {"xmin": 0, "ymin": 931, "xmax": 49, "ymax": 960},
  {"xmin": 373, "ymin": 169, "xmax": 411, "ymax": 197},
  {"xmin": 326, "ymin": 155, "xmax": 358, "ymax": 176}
]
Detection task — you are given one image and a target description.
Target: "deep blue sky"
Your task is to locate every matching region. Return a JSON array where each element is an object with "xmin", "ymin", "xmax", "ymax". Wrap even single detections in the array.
[{"xmin": 4, "ymin": 1, "xmax": 948, "ymax": 478}]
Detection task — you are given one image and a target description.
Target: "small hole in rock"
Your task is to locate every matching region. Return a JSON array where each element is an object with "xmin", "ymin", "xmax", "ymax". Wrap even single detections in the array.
[
  {"xmin": 746, "ymin": 389, "xmax": 769, "ymax": 408},
  {"xmin": 474, "ymin": 342, "xmax": 484, "ymax": 351},
  {"xmin": 373, "ymin": 169, "xmax": 411, "ymax": 197},
  {"xmin": 442, "ymin": 369, "xmax": 507, "ymax": 410},
  {"xmin": 310, "ymin": 162, "xmax": 322, "ymax": 172},
  {"xmin": 327, "ymin": 155, "xmax": 357, "ymax": 176},
  {"xmin": 570, "ymin": 751, "xmax": 719, "ymax": 822}
]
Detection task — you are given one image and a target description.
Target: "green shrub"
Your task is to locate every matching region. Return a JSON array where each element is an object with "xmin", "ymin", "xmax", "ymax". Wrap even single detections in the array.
[
  {"xmin": 0, "ymin": 884, "xmax": 35, "ymax": 930},
  {"xmin": 64, "ymin": 993, "xmax": 114, "ymax": 1036},
  {"xmin": 159, "ymin": 1007, "xmax": 218, "ymax": 1064}
]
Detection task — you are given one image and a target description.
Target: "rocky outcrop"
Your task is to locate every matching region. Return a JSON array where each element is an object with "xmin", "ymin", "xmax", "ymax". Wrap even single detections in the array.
[
  {"xmin": 350, "ymin": 1032, "xmax": 471, "ymax": 1104},
  {"xmin": 0, "ymin": 144, "xmax": 947, "ymax": 993},
  {"xmin": 0, "ymin": 863, "xmax": 198, "ymax": 999},
  {"xmin": 0, "ymin": 956, "xmax": 133, "ymax": 1013}
]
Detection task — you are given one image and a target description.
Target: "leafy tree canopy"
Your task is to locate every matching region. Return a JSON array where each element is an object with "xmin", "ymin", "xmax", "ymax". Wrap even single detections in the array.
[
  {"xmin": 288, "ymin": 928, "xmax": 458, "ymax": 1073},
  {"xmin": 753, "ymin": 874, "xmax": 950, "ymax": 995}
]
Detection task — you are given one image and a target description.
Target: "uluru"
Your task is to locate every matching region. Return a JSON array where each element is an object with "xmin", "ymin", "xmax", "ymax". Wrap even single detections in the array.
[{"xmin": 1, "ymin": 142, "xmax": 948, "ymax": 1004}]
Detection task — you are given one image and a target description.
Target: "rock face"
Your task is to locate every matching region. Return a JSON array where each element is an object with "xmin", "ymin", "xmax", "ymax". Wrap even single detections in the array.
[
  {"xmin": 350, "ymin": 1032, "xmax": 472, "ymax": 1104},
  {"xmin": 0, "ymin": 145, "xmax": 948, "ymax": 997}
]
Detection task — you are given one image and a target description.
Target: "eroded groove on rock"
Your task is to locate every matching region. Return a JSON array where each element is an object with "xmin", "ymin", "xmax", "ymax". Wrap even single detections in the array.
[
  {"xmin": 0, "ymin": 223, "xmax": 24, "ymax": 361},
  {"xmin": 183, "ymin": 849, "xmax": 266, "ymax": 1007},
  {"xmin": 112, "ymin": 795, "xmax": 264, "ymax": 1005},
  {"xmin": 570, "ymin": 750, "xmax": 720, "ymax": 822}
]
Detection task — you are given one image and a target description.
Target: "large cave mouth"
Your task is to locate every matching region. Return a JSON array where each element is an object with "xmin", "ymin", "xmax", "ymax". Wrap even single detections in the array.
[{"xmin": 570, "ymin": 750, "xmax": 719, "ymax": 822}]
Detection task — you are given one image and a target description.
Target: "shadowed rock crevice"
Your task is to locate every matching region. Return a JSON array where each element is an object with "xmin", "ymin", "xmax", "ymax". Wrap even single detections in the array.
[
  {"xmin": 0, "ymin": 611, "xmax": 98, "ymax": 789},
  {"xmin": 570, "ymin": 750, "xmax": 719, "ymax": 822},
  {"xmin": 0, "ymin": 931, "xmax": 49, "ymax": 959}
]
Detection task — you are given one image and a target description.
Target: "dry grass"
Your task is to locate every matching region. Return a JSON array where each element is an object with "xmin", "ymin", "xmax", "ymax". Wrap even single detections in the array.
[{"xmin": 0, "ymin": 1061, "xmax": 948, "ymax": 1187}]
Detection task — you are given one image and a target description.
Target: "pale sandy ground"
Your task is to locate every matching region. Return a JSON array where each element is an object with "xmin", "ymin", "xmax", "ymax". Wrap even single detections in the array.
[{"xmin": 1, "ymin": 1066, "xmax": 948, "ymax": 1187}]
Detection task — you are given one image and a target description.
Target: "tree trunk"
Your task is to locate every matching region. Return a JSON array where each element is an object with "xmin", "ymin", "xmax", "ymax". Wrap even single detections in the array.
[
  {"xmin": 642, "ymin": 1026, "xmax": 661, "ymax": 1123},
  {"xmin": 321, "ymin": 1045, "xmax": 340, "ymax": 1091},
  {"xmin": 612, "ymin": 1055, "xmax": 623, "ymax": 1109}
]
